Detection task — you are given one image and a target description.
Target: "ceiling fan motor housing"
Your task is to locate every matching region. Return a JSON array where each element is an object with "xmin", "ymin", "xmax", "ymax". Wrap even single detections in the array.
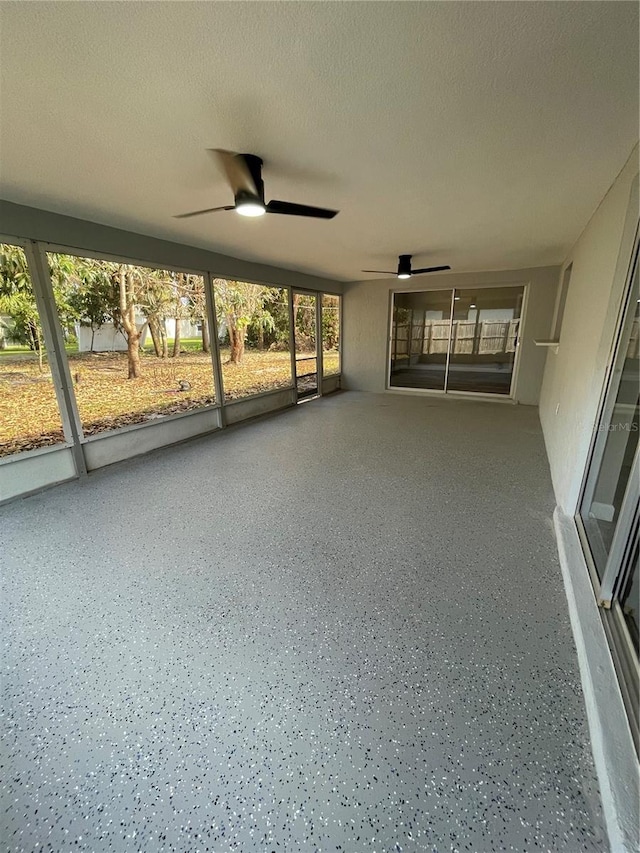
[
  {"xmin": 237, "ymin": 153, "xmax": 265, "ymax": 205},
  {"xmin": 398, "ymin": 254, "xmax": 413, "ymax": 276}
]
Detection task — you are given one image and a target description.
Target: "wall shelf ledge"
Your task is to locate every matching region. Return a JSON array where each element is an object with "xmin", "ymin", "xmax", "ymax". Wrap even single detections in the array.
[{"xmin": 534, "ymin": 339, "xmax": 560, "ymax": 353}]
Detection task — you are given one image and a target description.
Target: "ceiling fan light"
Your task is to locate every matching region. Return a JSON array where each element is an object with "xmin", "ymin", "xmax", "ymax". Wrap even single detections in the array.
[
  {"xmin": 397, "ymin": 272, "xmax": 411, "ymax": 280},
  {"xmin": 236, "ymin": 200, "xmax": 266, "ymax": 217}
]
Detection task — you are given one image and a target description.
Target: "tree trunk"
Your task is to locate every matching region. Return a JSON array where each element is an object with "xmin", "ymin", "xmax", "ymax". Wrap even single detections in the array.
[
  {"xmin": 148, "ymin": 316, "xmax": 162, "ymax": 357},
  {"xmin": 228, "ymin": 322, "xmax": 245, "ymax": 364},
  {"xmin": 257, "ymin": 323, "xmax": 264, "ymax": 350},
  {"xmin": 31, "ymin": 324, "xmax": 44, "ymax": 373},
  {"xmin": 124, "ymin": 304, "xmax": 141, "ymax": 378},
  {"xmin": 202, "ymin": 316, "xmax": 210, "ymax": 353},
  {"xmin": 160, "ymin": 321, "xmax": 168, "ymax": 359},
  {"xmin": 90, "ymin": 326, "xmax": 96, "ymax": 353},
  {"xmin": 171, "ymin": 317, "xmax": 181, "ymax": 357},
  {"xmin": 149, "ymin": 316, "xmax": 168, "ymax": 358},
  {"xmin": 119, "ymin": 267, "xmax": 142, "ymax": 379}
]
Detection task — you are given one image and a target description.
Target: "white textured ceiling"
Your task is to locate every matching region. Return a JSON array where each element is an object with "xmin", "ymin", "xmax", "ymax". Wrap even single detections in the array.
[{"xmin": 0, "ymin": 1, "xmax": 638, "ymax": 282}]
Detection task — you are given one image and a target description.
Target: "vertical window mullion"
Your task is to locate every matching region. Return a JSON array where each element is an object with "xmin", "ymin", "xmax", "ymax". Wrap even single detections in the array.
[
  {"xmin": 443, "ymin": 288, "xmax": 456, "ymax": 393},
  {"xmin": 25, "ymin": 241, "xmax": 87, "ymax": 474},
  {"xmin": 204, "ymin": 271, "xmax": 225, "ymax": 417},
  {"xmin": 316, "ymin": 293, "xmax": 323, "ymax": 396}
]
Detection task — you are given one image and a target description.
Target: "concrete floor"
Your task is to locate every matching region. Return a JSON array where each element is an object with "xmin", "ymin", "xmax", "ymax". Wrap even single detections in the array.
[{"xmin": 1, "ymin": 392, "xmax": 608, "ymax": 852}]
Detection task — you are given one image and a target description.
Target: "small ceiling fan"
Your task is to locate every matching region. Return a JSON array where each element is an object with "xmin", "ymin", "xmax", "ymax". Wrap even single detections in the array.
[
  {"xmin": 175, "ymin": 150, "xmax": 339, "ymax": 221},
  {"xmin": 362, "ymin": 254, "xmax": 451, "ymax": 280}
]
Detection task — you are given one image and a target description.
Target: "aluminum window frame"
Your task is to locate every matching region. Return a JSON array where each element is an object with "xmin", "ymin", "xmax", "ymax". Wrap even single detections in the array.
[
  {"xmin": 576, "ymin": 233, "xmax": 639, "ymax": 591},
  {"xmin": 574, "ymin": 228, "xmax": 640, "ymax": 756},
  {"xmin": 579, "ymin": 236, "xmax": 639, "ymax": 523}
]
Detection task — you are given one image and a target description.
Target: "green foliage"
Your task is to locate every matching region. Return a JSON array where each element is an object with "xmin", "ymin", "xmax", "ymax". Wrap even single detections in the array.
[
  {"xmin": 246, "ymin": 288, "xmax": 289, "ymax": 348},
  {"xmin": 214, "ymin": 279, "xmax": 263, "ymax": 329},
  {"xmin": 293, "ymin": 293, "xmax": 317, "ymax": 352},
  {"xmin": 57, "ymin": 256, "xmax": 115, "ymax": 331},
  {"xmin": 0, "ymin": 247, "xmax": 122, "ymax": 351},
  {"xmin": 322, "ymin": 295, "xmax": 340, "ymax": 350},
  {"xmin": 0, "ymin": 244, "xmax": 43, "ymax": 350},
  {"xmin": 214, "ymin": 279, "xmax": 287, "ymax": 348}
]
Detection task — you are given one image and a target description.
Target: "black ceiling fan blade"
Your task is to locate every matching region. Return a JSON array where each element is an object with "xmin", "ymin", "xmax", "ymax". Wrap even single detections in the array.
[
  {"xmin": 266, "ymin": 200, "xmax": 338, "ymax": 219},
  {"xmin": 209, "ymin": 149, "xmax": 258, "ymax": 197},
  {"xmin": 411, "ymin": 265, "xmax": 452, "ymax": 275},
  {"xmin": 361, "ymin": 270, "xmax": 396, "ymax": 275},
  {"xmin": 174, "ymin": 205, "xmax": 234, "ymax": 219}
]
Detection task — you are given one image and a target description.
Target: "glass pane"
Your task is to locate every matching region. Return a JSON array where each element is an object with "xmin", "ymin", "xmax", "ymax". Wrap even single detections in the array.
[
  {"xmin": 293, "ymin": 292, "xmax": 317, "ymax": 398},
  {"xmin": 619, "ymin": 521, "xmax": 639, "ymax": 655},
  {"xmin": 213, "ymin": 279, "xmax": 292, "ymax": 401},
  {"xmin": 48, "ymin": 254, "xmax": 215, "ymax": 437},
  {"xmin": 0, "ymin": 243, "xmax": 65, "ymax": 456},
  {"xmin": 322, "ymin": 294, "xmax": 340, "ymax": 377},
  {"xmin": 580, "ymin": 262, "xmax": 639, "ymax": 577},
  {"xmin": 448, "ymin": 287, "xmax": 523, "ymax": 394},
  {"xmin": 389, "ymin": 290, "xmax": 451, "ymax": 390}
]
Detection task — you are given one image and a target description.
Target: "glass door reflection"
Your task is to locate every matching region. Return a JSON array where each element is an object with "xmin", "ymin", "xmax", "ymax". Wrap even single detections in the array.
[
  {"xmin": 389, "ymin": 290, "xmax": 452, "ymax": 391},
  {"xmin": 447, "ymin": 287, "xmax": 523, "ymax": 395}
]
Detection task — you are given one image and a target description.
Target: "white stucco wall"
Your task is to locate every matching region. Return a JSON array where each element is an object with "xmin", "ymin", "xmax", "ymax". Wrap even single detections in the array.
[
  {"xmin": 539, "ymin": 147, "xmax": 639, "ymax": 514},
  {"xmin": 342, "ymin": 266, "xmax": 559, "ymax": 405}
]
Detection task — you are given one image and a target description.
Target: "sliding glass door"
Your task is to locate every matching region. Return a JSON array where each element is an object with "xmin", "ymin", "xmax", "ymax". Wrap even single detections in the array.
[
  {"xmin": 579, "ymin": 243, "xmax": 639, "ymax": 585},
  {"xmin": 577, "ymin": 237, "xmax": 639, "ymax": 748},
  {"xmin": 448, "ymin": 287, "xmax": 523, "ymax": 394},
  {"xmin": 390, "ymin": 290, "xmax": 452, "ymax": 390},
  {"xmin": 389, "ymin": 285, "xmax": 524, "ymax": 396}
]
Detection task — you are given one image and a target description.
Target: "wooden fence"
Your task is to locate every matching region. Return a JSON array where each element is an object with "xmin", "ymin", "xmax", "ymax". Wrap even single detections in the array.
[{"xmin": 393, "ymin": 317, "xmax": 520, "ymax": 361}]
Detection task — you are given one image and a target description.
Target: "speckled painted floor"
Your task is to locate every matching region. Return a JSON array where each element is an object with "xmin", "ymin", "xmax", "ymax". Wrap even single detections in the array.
[{"xmin": 1, "ymin": 393, "xmax": 608, "ymax": 852}]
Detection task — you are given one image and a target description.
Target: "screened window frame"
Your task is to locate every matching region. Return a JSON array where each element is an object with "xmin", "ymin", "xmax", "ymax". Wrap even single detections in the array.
[
  {"xmin": 321, "ymin": 291, "xmax": 342, "ymax": 379},
  {"xmin": 0, "ymin": 234, "xmax": 80, "ymax": 461},
  {"xmin": 0, "ymin": 233, "xmax": 342, "ymax": 471},
  {"xmin": 39, "ymin": 242, "xmax": 222, "ymax": 435},
  {"xmin": 212, "ymin": 277, "xmax": 296, "ymax": 404},
  {"xmin": 290, "ymin": 288, "xmax": 321, "ymax": 401},
  {"xmin": 37, "ymin": 244, "xmax": 328, "ymax": 409}
]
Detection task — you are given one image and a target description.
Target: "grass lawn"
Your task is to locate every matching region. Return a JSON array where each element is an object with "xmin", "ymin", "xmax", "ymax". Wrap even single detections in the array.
[{"xmin": 0, "ymin": 345, "xmax": 340, "ymax": 457}]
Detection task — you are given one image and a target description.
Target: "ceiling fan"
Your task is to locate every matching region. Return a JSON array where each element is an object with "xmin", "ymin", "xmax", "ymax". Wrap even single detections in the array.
[
  {"xmin": 362, "ymin": 254, "xmax": 451, "ymax": 280},
  {"xmin": 175, "ymin": 150, "xmax": 339, "ymax": 221}
]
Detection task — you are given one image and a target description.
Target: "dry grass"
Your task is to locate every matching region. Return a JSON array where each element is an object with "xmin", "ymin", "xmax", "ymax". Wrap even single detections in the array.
[{"xmin": 0, "ymin": 347, "xmax": 340, "ymax": 456}]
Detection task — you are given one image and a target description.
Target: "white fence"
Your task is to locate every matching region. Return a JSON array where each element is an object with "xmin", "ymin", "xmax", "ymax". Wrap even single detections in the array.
[{"xmin": 76, "ymin": 318, "xmax": 200, "ymax": 352}]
